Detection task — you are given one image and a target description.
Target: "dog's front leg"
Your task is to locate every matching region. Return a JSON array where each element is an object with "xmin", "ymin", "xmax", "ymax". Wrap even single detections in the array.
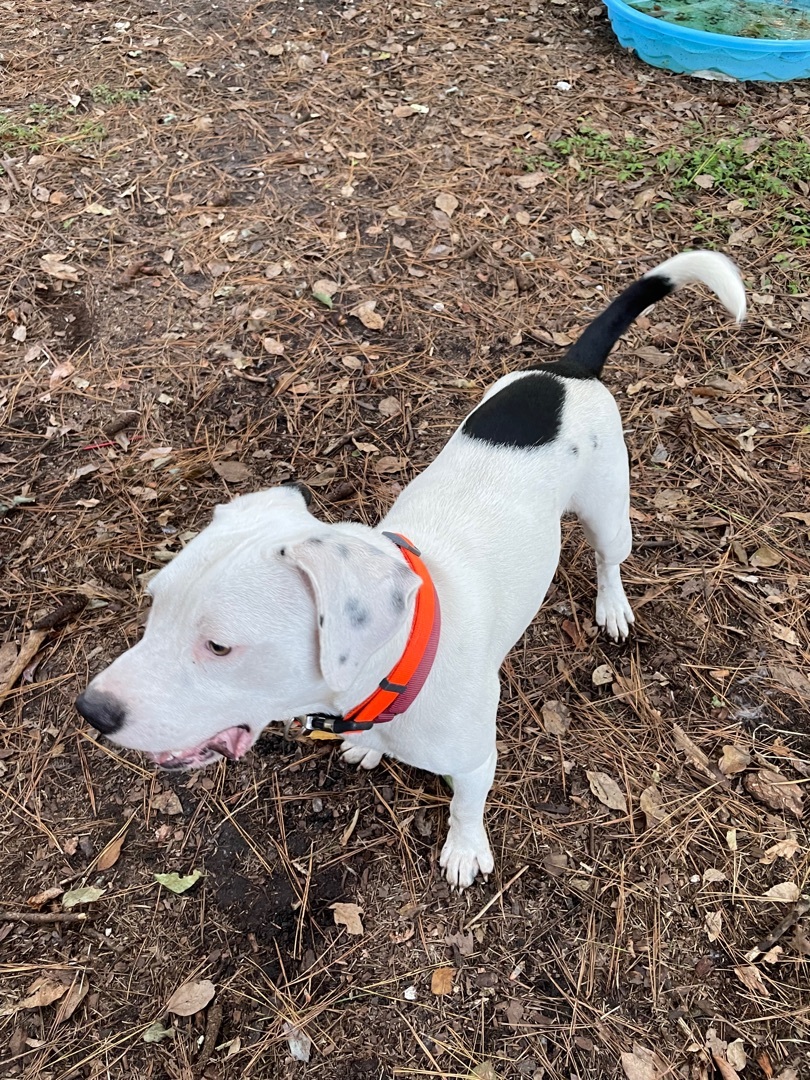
[
  {"xmin": 440, "ymin": 749, "xmax": 497, "ymax": 889},
  {"xmin": 341, "ymin": 740, "xmax": 383, "ymax": 770}
]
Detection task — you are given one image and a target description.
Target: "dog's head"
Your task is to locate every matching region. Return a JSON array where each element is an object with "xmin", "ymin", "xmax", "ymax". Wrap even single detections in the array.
[{"xmin": 76, "ymin": 485, "xmax": 419, "ymax": 768}]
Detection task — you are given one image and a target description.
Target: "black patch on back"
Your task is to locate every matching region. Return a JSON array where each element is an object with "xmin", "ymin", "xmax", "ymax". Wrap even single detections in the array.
[{"xmin": 462, "ymin": 372, "xmax": 566, "ymax": 449}]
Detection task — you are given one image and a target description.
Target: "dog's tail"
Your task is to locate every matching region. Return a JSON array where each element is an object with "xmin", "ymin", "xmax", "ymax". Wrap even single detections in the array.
[{"xmin": 561, "ymin": 250, "xmax": 746, "ymax": 378}]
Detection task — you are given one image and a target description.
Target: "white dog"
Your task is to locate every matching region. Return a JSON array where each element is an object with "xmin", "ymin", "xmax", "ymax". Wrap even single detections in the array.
[{"xmin": 77, "ymin": 251, "xmax": 745, "ymax": 888}]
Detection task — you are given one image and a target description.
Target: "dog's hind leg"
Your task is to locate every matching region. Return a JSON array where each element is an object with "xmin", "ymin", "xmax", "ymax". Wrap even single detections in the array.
[
  {"xmin": 569, "ymin": 429, "xmax": 635, "ymax": 641},
  {"xmin": 440, "ymin": 748, "xmax": 497, "ymax": 889}
]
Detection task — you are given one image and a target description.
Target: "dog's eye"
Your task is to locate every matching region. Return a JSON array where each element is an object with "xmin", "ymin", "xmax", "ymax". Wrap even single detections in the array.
[{"xmin": 206, "ymin": 641, "xmax": 232, "ymax": 657}]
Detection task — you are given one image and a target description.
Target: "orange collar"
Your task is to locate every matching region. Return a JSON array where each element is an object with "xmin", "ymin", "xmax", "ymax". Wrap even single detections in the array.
[{"xmin": 305, "ymin": 532, "xmax": 441, "ymax": 735}]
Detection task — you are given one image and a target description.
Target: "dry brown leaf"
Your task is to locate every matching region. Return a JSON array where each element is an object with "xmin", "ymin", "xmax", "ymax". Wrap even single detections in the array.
[
  {"xmin": 152, "ymin": 790, "xmax": 183, "ymax": 815},
  {"xmin": 639, "ymin": 785, "xmax": 666, "ymax": 828},
  {"xmin": 311, "ymin": 277, "xmax": 339, "ymax": 299},
  {"xmin": 166, "ymin": 978, "xmax": 216, "ymax": 1016},
  {"xmin": 27, "ymin": 885, "xmax": 63, "ymax": 908},
  {"xmin": 470, "ymin": 1064, "xmax": 499, "ymax": 1080},
  {"xmin": 770, "ymin": 665, "xmax": 810, "ymax": 696},
  {"xmin": 504, "ymin": 999, "xmax": 524, "ymax": 1027},
  {"xmin": 586, "ymin": 771, "xmax": 627, "ymax": 813},
  {"xmin": 20, "ymin": 977, "xmax": 69, "ymax": 1010},
  {"xmin": 39, "ymin": 253, "xmax": 82, "ymax": 281},
  {"xmin": 689, "ymin": 406, "xmax": 721, "ymax": 430},
  {"xmin": 213, "ymin": 460, "xmax": 250, "ymax": 484},
  {"xmin": 705, "ymin": 909, "xmax": 723, "ymax": 942},
  {"xmin": 378, "ymin": 396, "xmax": 401, "ymax": 418},
  {"xmin": 734, "ymin": 965, "xmax": 769, "ymax": 996},
  {"xmin": 744, "ymin": 768, "xmax": 804, "ymax": 819},
  {"xmin": 771, "ymin": 623, "xmax": 800, "ymax": 646},
  {"xmin": 750, "ymin": 545, "xmax": 781, "ymax": 568},
  {"xmin": 703, "ymin": 867, "xmax": 727, "ymax": 885},
  {"xmin": 430, "ymin": 966, "xmax": 454, "ymax": 995},
  {"xmin": 760, "ymin": 881, "xmax": 800, "ymax": 903},
  {"xmin": 445, "ymin": 930, "xmax": 474, "ymax": 956},
  {"xmin": 653, "ymin": 488, "xmax": 689, "ymax": 511},
  {"xmin": 515, "ymin": 172, "xmax": 544, "ymax": 191},
  {"xmin": 54, "ymin": 975, "xmax": 89, "ymax": 1024},
  {"xmin": 0, "ymin": 641, "xmax": 18, "ymax": 683},
  {"xmin": 620, "ymin": 1043, "xmax": 669, "ymax": 1080},
  {"xmin": 711, "ymin": 1053, "xmax": 741, "ymax": 1080},
  {"xmin": 759, "ymin": 838, "xmax": 801, "ymax": 865},
  {"xmin": 330, "ymin": 901, "xmax": 364, "ymax": 935},
  {"xmin": 718, "ymin": 744, "xmax": 751, "ymax": 776},
  {"xmin": 350, "ymin": 299, "xmax": 385, "ymax": 330},
  {"xmin": 306, "ymin": 467, "xmax": 337, "ymax": 488},
  {"xmin": 541, "ymin": 700, "xmax": 570, "ymax": 736},
  {"xmin": 727, "ymin": 1041, "xmax": 747, "ymax": 1071},
  {"xmin": 591, "ymin": 664, "xmax": 613, "ymax": 686},
  {"xmin": 757, "ymin": 1050, "xmax": 775, "ymax": 1078},
  {"xmin": 96, "ymin": 832, "xmax": 126, "ymax": 872},
  {"xmin": 50, "ymin": 361, "xmax": 75, "ymax": 387},
  {"xmin": 672, "ymin": 723, "xmax": 715, "ymax": 777},
  {"xmin": 435, "ymin": 192, "xmax": 459, "ymax": 217},
  {"xmin": 262, "ymin": 336, "xmax": 285, "ymax": 355},
  {"xmin": 374, "ymin": 456, "xmax": 405, "ymax": 475}
]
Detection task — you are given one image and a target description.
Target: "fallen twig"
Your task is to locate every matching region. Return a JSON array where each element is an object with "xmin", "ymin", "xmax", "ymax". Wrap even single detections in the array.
[
  {"xmin": 464, "ymin": 864, "xmax": 529, "ymax": 930},
  {"xmin": 0, "ymin": 911, "xmax": 89, "ymax": 925}
]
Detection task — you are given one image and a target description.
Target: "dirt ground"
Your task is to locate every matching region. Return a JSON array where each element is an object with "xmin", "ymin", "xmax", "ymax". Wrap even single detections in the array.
[{"xmin": 1, "ymin": 0, "xmax": 809, "ymax": 1077}]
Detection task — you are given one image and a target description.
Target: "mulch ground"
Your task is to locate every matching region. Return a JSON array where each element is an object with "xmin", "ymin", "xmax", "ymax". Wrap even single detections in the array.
[{"xmin": 1, "ymin": 0, "xmax": 809, "ymax": 1078}]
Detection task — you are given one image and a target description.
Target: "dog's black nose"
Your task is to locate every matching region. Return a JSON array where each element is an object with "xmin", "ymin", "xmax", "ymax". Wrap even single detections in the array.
[{"xmin": 75, "ymin": 690, "xmax": 126, "ymax": 736}]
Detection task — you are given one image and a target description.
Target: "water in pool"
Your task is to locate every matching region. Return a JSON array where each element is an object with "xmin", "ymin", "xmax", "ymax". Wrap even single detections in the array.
[{"xmin": 628, "ymin": 0, "xmax": 810, "ymax": 39}]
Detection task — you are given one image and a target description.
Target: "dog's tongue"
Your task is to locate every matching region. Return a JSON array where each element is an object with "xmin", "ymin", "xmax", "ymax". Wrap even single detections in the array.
[{"xmin": 149, "ymin": 725, "xmax": 252, "ymax": 769}]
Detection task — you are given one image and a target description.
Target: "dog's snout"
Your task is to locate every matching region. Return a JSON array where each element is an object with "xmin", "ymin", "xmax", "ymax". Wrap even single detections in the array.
[{"xmin": 75, "ymin": 690, "xmax": 127, "ymax": 736}]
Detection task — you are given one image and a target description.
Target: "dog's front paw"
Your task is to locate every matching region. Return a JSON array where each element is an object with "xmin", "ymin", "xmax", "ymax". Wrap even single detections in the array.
[
  {"xmin": 596, "ymin": 587, "xmax": 635, "ymax": 642},
  {"xmin": 341, "ymin": 741, "xmax": 383, "ymax": 770},
  {"xmin": 440, "ymin": 830, "xmax": 494, "ymax": 890}
]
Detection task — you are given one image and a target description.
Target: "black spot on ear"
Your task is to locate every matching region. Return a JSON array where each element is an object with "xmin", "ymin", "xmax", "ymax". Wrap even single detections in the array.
[
  {"xmin": 309, "ymin": 536, "xmax": 323, "ymax": 545},
  {"xmin": 591, "ymin": 434, "xmax": 599, "ymax": 450},
  {"xmin": 462, "ymin": 372, "xmax": 566, "ymax": 449},
  {"xmin": 391, "ymin": 590, "xmax": 406, "ymax": 614},
  {"xmin": 569, "ymin": 443, "xmax": 579, "ymax": 456},
  {"xmin": 319, "ymin": 614, "xmax": 324, "ymax": 627},
  {"xmin": 345, "ymin": 597, "xmax": 369, "ymax": 628},
  {"xmin": 338, "ymin": 654, "xmax": 347, "ymax": 665},
  {"xmin": 279, "ymin": 547, "xmax": 286, "ymax": 557}
]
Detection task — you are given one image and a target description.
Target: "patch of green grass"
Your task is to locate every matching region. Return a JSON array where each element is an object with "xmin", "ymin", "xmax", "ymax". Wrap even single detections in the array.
[
  {"xmin": 90, "ymin": 85, "xmax": 144, "ymax": 105},
  {"xmin": 0, "ymin": 102, "xmax": 107, "ymax": 158},
  {"xmin": 517, "ymin": 122, "xmax": 810, "ymax": 251},
  {"xmin": 517, "ymin": 125, "xmax": 649, "ymax": 183}
]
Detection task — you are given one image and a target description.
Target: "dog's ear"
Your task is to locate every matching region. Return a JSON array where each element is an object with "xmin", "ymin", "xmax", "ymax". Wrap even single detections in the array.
[{"xmin": 284, "ymin": 534, "xmax": 420, "ymax": 693}]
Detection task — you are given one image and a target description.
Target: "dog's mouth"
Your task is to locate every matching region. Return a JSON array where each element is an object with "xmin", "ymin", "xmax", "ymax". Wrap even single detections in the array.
[{"xmin": 147, "ymin": 724, "xmax": 253, "ymax": 770}]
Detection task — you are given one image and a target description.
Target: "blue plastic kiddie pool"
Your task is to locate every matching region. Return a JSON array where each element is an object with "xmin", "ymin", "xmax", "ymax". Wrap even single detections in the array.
[{"xmin": 603, "ymin": 0, "xmax": 810, "ymax": 81}]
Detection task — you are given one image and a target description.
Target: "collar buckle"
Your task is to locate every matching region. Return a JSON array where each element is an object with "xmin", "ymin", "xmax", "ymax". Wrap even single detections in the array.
[{"xmin": 305, "ymin": 713, "xmax": 374, "ymax": 735}]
